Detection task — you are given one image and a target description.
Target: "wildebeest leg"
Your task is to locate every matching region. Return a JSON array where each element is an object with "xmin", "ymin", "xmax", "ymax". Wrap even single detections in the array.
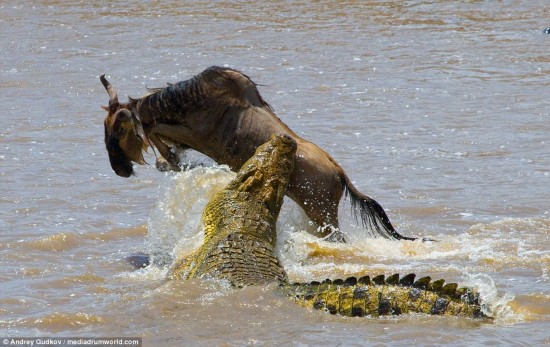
[
  {"xmin": 288, "ymin": 182, "xmax": 347, "ymax": 242},
  {"xmin": 155, "ymin": 157, "xmax": 179, "ymax": 172},
  {"xmin": 126, "ymin": 253, "xmax": 150, "ymax": 269},
  {"xmin": 304, "ymin": 200, "xmax": 347, "ymax": 243},
  {"xmin": 308, "ymin": 202, "xmax": 347, "ymax": 242},
  {"xmin": 148, "ymin": 125, "xmax": 194, "ymax": 172},
  {"xmin": 148, "ymin": 133, "xmax": 181, "ymax": 172}
]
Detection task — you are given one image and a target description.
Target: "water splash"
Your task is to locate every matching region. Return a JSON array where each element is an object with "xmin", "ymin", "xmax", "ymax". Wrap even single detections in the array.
[
  {"xmin": 145, "ymin": 166, "xmax": 234, "ymax": 266},
  {"xmin": 462, "ymin": 273, "xmax": 521, "ymax": 324},
  {"xmin": 139, "ymin": 165, "xmax": 550, "ymax": 322}
]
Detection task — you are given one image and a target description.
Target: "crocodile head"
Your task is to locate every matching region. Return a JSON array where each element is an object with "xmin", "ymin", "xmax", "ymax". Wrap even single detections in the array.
[{"xmin": 227, "ymin": 133, "xmax": 297, "ymax": 213}]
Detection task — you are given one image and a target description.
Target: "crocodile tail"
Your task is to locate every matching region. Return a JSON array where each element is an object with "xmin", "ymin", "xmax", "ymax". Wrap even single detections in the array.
[
  {"xmin": 282, "ymin": 273, "xmax": 488, "ymax": 319},
  {"xmin": 341, "ymin": 175, "xmax": 416, "ymax": 240}
]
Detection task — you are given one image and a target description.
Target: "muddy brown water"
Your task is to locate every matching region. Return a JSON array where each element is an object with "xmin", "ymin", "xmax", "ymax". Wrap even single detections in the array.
[{"xmin": 1, "ymin": 1, "xmax": 549, "ymax": 345}]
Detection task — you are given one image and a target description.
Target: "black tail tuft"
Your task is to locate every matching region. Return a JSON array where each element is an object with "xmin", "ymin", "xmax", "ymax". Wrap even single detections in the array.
[{"xmin": 342, "ymin": 176, "xmax": 416, "ymax": 241}]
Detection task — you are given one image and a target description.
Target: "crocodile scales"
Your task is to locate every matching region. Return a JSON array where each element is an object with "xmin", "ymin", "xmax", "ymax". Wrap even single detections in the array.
[{"xmin": 169, "ymin": 133, "xmax": 488, "ymax": 319}]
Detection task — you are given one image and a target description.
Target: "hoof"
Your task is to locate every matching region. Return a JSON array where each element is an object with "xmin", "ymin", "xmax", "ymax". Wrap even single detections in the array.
[
  {"xmin": 324, "ymin": 230, "xmax": 347, "ymax": 243},
  {"xmin": 126, "ymin": 253, "xmax": 150, "ymax": 269},
  {"xmin": 156, "ymin": 158, "xmax": 181, "ymax": 172}
]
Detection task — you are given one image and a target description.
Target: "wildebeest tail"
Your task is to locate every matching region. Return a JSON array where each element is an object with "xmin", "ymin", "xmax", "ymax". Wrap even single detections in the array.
[{"xmin": 341, "ymin": 175, "xmax": 416, "ymax": 240}]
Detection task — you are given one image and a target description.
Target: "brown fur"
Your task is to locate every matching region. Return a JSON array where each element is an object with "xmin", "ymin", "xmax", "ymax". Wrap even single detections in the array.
[{"xmin": 100, "ymin": 67, "xmax": 415, "ymax": 241}]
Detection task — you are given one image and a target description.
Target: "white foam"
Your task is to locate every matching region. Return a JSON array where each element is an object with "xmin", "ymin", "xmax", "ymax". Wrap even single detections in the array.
[
  {"xmin": 462, "ymin": 273, "xmax": 522, "ymax": 323},
  {"xmin": 142, "ymin": 166, "xmax": 549, "ymax": 322},
  {"xmin": 145, "ymin": 166, "xmax": 234, "ymax": 265},
  {"xmin": 116, "ymin": 264, "xmax": 168, "ymax": 283}
]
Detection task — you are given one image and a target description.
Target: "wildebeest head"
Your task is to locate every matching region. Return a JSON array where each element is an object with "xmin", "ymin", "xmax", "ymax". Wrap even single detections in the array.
[{"xmin": 100, "ymin": 75, "xmax": 148, "ymax": 177}]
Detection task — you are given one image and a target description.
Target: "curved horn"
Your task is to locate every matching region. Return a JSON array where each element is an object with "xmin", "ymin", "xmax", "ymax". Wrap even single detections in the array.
[{"xmin": 100, "ymin": 74, "xmax": 119, "ymax": 107}]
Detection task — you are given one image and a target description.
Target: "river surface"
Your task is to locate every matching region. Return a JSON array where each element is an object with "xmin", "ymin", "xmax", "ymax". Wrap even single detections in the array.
[{"xmin": 1, "ymin": 1, "xmax": 549, "ymax": 345}]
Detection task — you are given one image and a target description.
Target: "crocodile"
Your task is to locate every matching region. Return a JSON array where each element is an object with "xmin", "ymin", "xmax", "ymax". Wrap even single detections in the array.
[{"xmin": 169, "ymin": 133, "xmax": 488, "ymax": 319}]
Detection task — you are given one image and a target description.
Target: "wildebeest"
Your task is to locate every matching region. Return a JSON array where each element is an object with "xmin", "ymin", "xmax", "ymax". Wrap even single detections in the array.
[{"xmin": 101, "ymin": 66, "xmax": 415, "ymax": 241}]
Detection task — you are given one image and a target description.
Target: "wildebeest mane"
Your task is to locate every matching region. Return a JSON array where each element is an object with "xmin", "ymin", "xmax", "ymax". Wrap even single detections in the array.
[{"xmin": 129, "ymin": 66, "xmax": 272, "ymax": 123}]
